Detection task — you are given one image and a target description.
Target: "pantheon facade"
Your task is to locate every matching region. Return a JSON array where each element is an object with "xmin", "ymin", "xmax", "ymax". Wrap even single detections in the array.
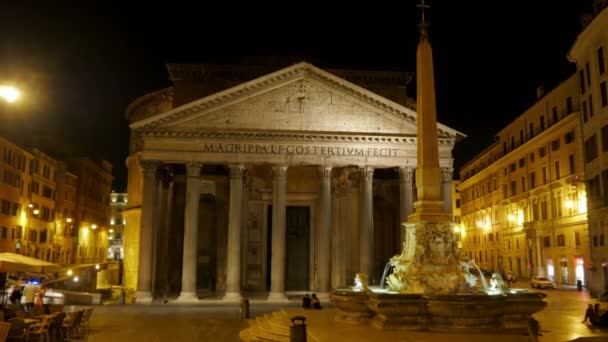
[{"xmin": 124, "ymin": 60, "xmax": 463, "ymax": 302}]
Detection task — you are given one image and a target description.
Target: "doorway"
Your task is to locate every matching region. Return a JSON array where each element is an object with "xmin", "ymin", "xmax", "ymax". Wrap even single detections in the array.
[{"xmin": 266, "ymin": 206, "xmax": 310, "ymax": 291}]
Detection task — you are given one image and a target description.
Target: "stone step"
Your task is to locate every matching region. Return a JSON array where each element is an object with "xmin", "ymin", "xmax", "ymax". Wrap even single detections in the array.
[{"xmin": 240, "ymin": 309, "xmax": 316, "ymax": 342}]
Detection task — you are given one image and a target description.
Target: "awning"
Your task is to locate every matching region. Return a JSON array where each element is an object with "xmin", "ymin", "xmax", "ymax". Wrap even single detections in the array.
[{"xmin": 0, "ymin": 253, "xmax": 61, "ymax": 274}]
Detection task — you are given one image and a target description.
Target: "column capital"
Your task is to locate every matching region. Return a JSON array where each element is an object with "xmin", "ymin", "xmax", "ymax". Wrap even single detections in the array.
[
  {"xmin": 398, "ymin": 166, "xmax": 415, "ymax": 184},
  {"xmin": 229, "ymin": 164, "xmax": 246, "ymax": 179},
  {"xmin": 317, "ymin": 165, "xmax": 333, "ymax": 179},
  {"xmin": 272, "ymin": 165, "xmax": 288, "ymax": 177},
  {"xmin": 140, "ymin": 160, "xmax": 161, "ymax": 175},
  {"xmin": 185, "ymin": 162, "xmax": 203, "ymax": 178},
  {"xmin": 360, "ymin": 166, "xmax": 374, "ymax": 181},
  {"xmin": 441, "ymin": 168, "xmax": 453, "ymax": 183}
]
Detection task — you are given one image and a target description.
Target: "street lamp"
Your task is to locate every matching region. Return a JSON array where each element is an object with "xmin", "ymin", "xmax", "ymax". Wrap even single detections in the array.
[{"xmin": 0, "ymin": 85, "xmax": 20, "ymax": 103}]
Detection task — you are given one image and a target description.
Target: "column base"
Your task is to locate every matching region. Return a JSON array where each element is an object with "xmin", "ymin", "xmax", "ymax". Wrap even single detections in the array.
[
  {"xmin": 222, "ymin": 292, "xmax": 242, "ymax": 302},
  {"xmin": 175, "ymin": 292, "xmax": 199, "ymax": 303},
  {"xmin": 134, "ymin": 291, "xmax": 153, "ymax": 304},
  {"xmin": 267, "ymin": 292, "xmax": 289, "ymax": 302}
]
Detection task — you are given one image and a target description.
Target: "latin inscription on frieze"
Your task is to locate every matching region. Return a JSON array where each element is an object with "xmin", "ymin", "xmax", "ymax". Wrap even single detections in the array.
[{"xmin": 201, "ymin": 143, "xmax": 399, "ymax": 157}]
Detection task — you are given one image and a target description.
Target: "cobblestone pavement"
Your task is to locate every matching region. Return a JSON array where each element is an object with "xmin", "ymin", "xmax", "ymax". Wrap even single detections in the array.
[{"xmin": 78, "ymin": 285, "xmax": 608, "ymax": 342}]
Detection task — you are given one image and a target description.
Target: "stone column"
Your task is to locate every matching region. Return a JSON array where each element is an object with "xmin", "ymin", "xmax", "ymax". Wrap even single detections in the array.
[
  {"xmin": 359, "ymin": 166, "xmax": 374, "ymax": 280},
  {"xmin": 535, "ymin": 235, "xmax": 545, "ymax": 276},
  {"xmin": 268, "ymin": 166, "xmax": 288, "ymax": 301},
  {"xmin": 441, "ymin": 168, "xmax": 453, "ymax": 215},
  {"xmin": 136, "ymin": 160, "xmax": 160, "ymax": 303},
  {"xmin": 176, "ymin": 162, "xmax": 202, "ymax": 302},
  {"xmin": 317, "ymin": 165, "xmax": 332, "ymax": 297},
  {"xmin": 224, "ymin": 164, "xmax": 245, "ymax": 301},
  {"xmin": 398, "ymin": 167, "xmax": 414, "ymax": 243}
]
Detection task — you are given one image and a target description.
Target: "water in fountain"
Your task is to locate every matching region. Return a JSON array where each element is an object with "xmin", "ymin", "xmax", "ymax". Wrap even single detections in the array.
[
  {"xmin": 379, "ymin": 262, "xmax": 394, "ymax": 288},
  {"xmin": 471, "ymin": 261, "xmax": 489, "ymax": 291}
]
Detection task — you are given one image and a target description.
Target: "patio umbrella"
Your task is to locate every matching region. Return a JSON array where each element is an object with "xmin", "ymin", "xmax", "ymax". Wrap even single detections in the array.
[{"xmin": 0, "ymin": 253, "xmax": 60, "ymax": 274}]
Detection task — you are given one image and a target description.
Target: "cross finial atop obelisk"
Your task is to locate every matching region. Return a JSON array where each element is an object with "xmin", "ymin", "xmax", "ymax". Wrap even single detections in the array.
[{"xmin": 417, "ymin": 0, "xmax": 430, "ymax": 25}]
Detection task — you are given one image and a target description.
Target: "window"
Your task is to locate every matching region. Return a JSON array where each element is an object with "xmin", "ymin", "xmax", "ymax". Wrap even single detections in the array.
[
  {"xmin": 557, "ymin": 234, "xmax": 565, "ymax": 247},
  {"xmin": 542, "ymin": 167, "xmax": 547, "ymax": 185},
  {"xmin": 590, "ymin": 94, "xmax": 595, "ymax": 117},
  {"xmin": 575, "ymin": 232, "xmax": 581, "ymax": 246},
  {"xmin": 551, "ymin": 139, "xmax": 560, "ymax": 151},
  {"xmin": 530, "ymin": 172, "xmax": 536, "ymax": 188},
  {"xmin": 541, "ymin": 201, "xmax": 548, "ymax": 220},
  {"xmin": 565, "ymin": 131, "xmax": 575, "ymax": 144},
  {"xmin": 530, "ymin": 152, "xmax": 535, "ymax": 163},
  {"xmin": 543, "ymin": 236, "xmax": 551, "ymax": 247},
  {"xmin": 455, "ymin": 199, "xmax": 460, "ymax": 208},
  {"xmin": 585, "ymin": 135, "xmax": 599, "ymax": 163},
  {"xmin": 519, "ymin": 158, "xmax": 525, "ymax": 168},
  {"xmin": 593, "ymin": 235, "xmax": 598, "ymax": 247},
  {"xmin": 510, "ymin": 163, "xmax": 516, "ymax": 172},
  {"xmin": 0, "ymin": 200, "xmax": 9, "ymax": 215},
  {"xmin": 602, "ymin": 125, "xmax": 608, "ymax": 152},
  {"xmin": 533, "ymin": 203, "xmax": 539, "ymax": 220},
  {"xmin": 511, "ymin": 136, "xmax": 515, "ymax": 150},
  {"xmin": 569, "ymin": 154, "xmax": 576, "ymax": 175},
  {"xmin": 583, "ymin": 100, "xmax": 588, "ymax": 122},
  {"xmin": 510, "ymin": 181, "xmax": 517, "ymax": 196},
  {"xmin": 601, "ymin": 81, "xmax": 608, "ymax": 108},
  {"xmin": 599, "ymin": 47, "xmax": 606, "ymax": 75},
  {"xmin": 555, "ymin": 162, "xmax": 560, "ymax": 179},
  {"xmin": 586, "ymin": 62, "xmax": 591, "ymax": 87},
  {"xmin": 602, "ymin": 170, "xmax": 608, "ymax": 206},
  {"xmin": 529, "ymin": 123, "xmax": 534, "ymax": 138},
  {"xmin": 567, "ymin": 97, "xmax": 573, "ymax": 114},
  {"xmin": 30, "ymin": 182, "xmax": 39, "ymax": 194},
  {"xmin": 42, "ymin": 186, "xmax": 52, "ymax": 198},
  {"xmin": 552, "ymin": 107, "xmax": 558, "ymax": 124},
  {"xmin": 520, "ymin": 129, "xmax": 524, "ymax": 144},
  {"xmin": 579, "ymin": 69, "xmax": 586, "ymax": 94},
  {"xmin": 539, "ymin": 147, "xmax": 546, "ymax": 158},
  {"xmin": 601, "ymin": 234, "xmax": 605, "ymax": 247},
  {"xmin": 1, "ymin": 226, "xmax": 6, "ymax": 239},
  {"xmin": 540, "ymin": 116, "xmax": 545, "ymax": 131},
  {"xmin": 521, "ymin": 177, "xmax": 526, "ymax": 192}
]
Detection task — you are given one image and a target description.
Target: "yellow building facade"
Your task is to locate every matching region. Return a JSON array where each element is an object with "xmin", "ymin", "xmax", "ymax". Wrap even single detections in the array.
[
  {"xmin": 0, "ymin": 136, "xmax": 113, "ymax": 267},
  {"xmin": 458, "ymin": 75, "xmax": 590, "ymax": 286},
  {"xmin": 568, "ymin": 3, "xmax": 608, "ymax": 297}
]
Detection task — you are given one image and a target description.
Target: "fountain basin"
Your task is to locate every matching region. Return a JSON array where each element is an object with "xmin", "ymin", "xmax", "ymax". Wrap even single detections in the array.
[
  {"xmin": 331, "ymin": 288, "xmax": 374, "ymax": 321},
  {"xmin": 331, "ymin": 288, "xmax": 547, "ymax": 333}
]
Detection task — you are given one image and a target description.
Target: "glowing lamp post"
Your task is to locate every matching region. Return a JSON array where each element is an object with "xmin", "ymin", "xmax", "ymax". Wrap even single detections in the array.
[{"xmin": 0, "ymin": 85, "xmax": 20, "ymax": 103}]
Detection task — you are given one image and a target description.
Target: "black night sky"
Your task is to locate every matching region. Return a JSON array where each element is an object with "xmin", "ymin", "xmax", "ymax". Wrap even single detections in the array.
[{"xmin": 0, "ymin": 1, "xmax": 594, "ymax": 190}]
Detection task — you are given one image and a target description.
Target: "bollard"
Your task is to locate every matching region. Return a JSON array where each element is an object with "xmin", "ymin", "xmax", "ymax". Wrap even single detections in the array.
[
  {"xmin": 240, "ymin": 298, "xmax": 250, "ymax": 320},
  {"xmin": 290, "ymin": 316, "xmax": 307, "ymax": 342},
  {"xmin": 119, "ymin": 288, "xmax": 126, "ymax": 304}
]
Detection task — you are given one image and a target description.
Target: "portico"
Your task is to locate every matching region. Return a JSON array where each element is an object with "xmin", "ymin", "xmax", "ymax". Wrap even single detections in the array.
[{"xmin": 124, "ymin": 62, "xmax": 462, "ymax": 302}]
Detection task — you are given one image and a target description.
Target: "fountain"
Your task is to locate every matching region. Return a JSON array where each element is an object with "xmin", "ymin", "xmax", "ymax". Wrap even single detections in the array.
[{"xmin": 330, "ymin": 3, "xmax": 547, "ymax": 334}]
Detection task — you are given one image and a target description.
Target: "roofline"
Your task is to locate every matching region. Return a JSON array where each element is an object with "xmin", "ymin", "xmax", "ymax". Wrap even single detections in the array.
[{"xmin": 130, "ymin": 62, "xmax": 466, "ymax": 139}]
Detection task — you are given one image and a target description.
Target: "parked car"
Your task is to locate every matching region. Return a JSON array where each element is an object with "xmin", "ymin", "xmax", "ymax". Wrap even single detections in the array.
[{"xmin": 530, "ymin": 276, "xmax": 555, "ymax": 289}]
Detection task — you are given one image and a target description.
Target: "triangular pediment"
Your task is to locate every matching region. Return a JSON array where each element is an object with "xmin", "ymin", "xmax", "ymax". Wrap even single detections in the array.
[{"xmin": 131, "ymin": 62, "xmax": 463, "ymax": 139}]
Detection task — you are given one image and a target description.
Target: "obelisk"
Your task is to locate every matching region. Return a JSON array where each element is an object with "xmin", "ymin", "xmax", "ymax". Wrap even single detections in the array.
[{"xmin": 408, "ymin": 8, "xmax": 451, "ymax": 224}]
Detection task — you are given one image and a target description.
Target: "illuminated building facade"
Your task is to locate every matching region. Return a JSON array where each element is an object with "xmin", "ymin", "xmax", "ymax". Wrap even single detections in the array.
[
  {"xmin": 458, "ymin": 75, "xmax": 590, "ymax": 285},
  {"xmin": 124, "ymin": 60, "xmax": 463, "ymax": 302},
  {"xmin": 65, "ymin": 158, "xmax": 113, "ymax": 264},
  {"xmin": 108, "ymin": 192, "xmax": 126, "ymax": 260},
  {"xmin": 568, "ymin": 2, "xmax": 608, "ymax": 296}
]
